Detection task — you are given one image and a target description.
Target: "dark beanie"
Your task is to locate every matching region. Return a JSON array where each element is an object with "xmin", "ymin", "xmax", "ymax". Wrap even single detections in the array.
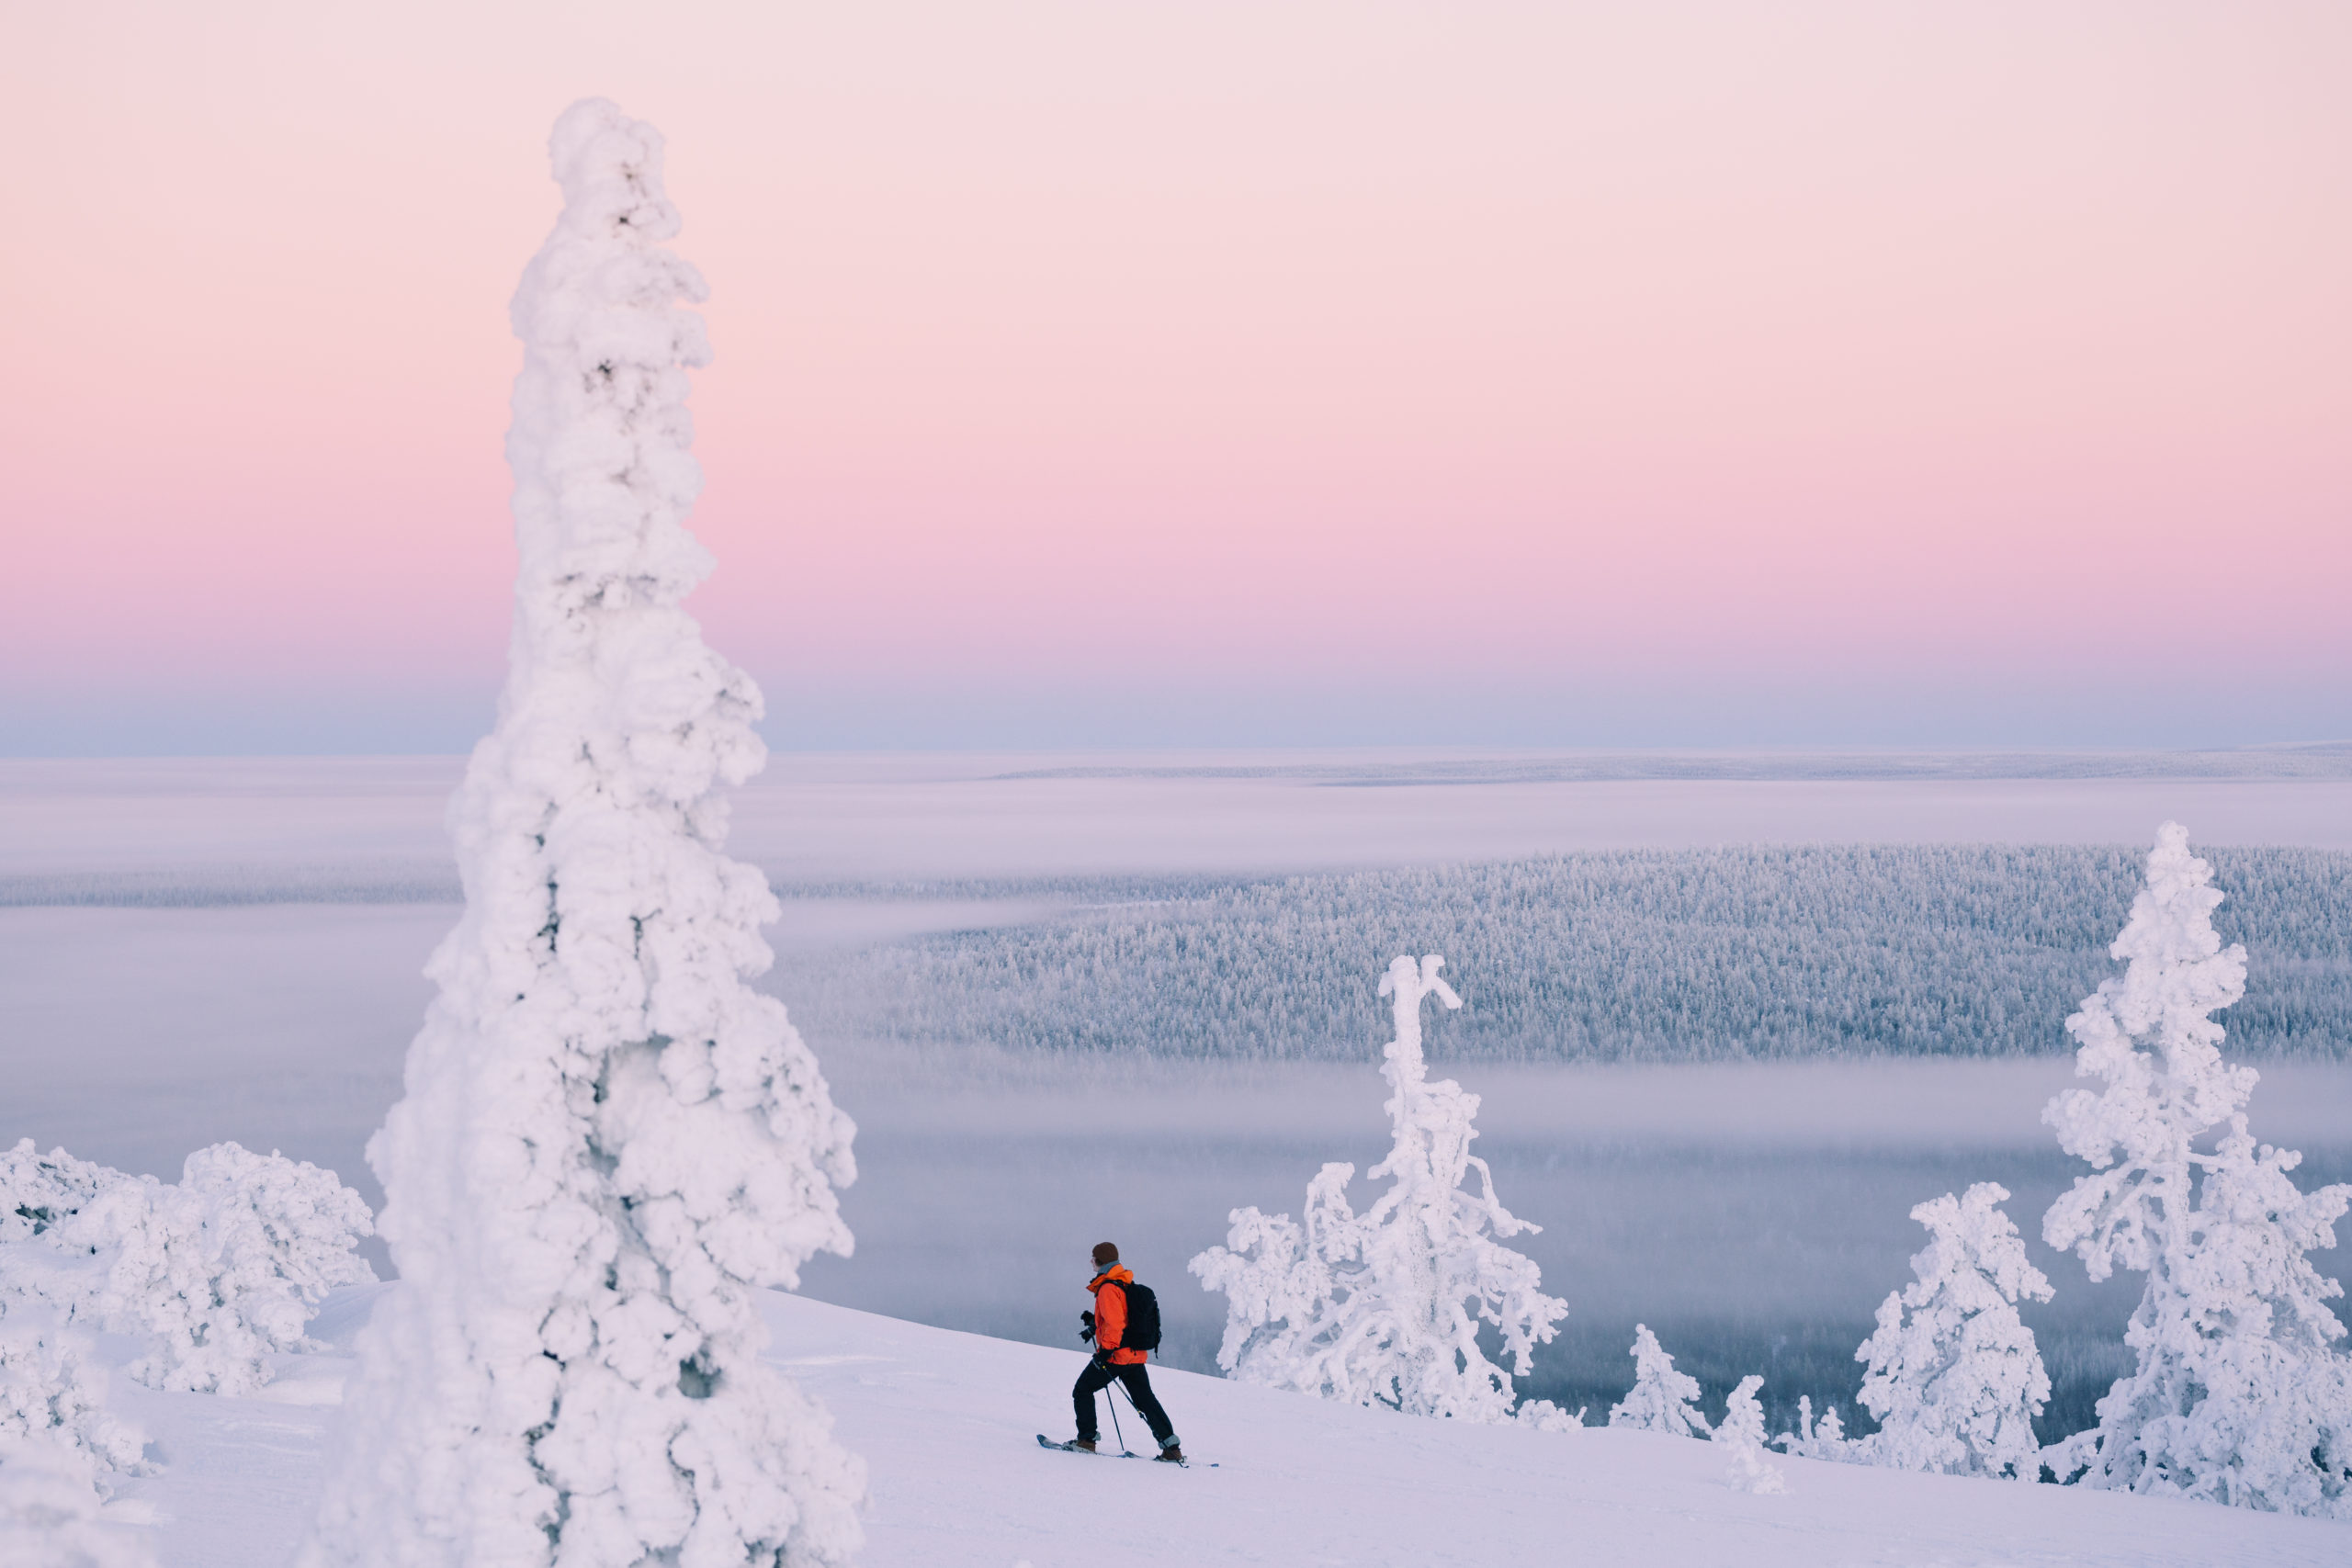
[{"xmin": 1091, "ymin": 1242, "xmax": 1120, "ymax": 1268}]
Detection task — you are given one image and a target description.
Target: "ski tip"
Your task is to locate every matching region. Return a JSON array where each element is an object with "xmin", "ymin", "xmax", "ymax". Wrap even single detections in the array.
[{"xmin": 1037, "ymin": 1433, "xmax": 1210, "ymax": 1465}]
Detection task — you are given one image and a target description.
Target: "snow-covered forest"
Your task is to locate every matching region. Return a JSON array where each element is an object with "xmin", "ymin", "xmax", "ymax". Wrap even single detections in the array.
[
  {"xmin": 1169, "ymin": 828, "xmax": 2352, "ymax": 1513},
  {"xmin": 770, "ymin": 844, "xmax": 2352, "ymax": 1060}
]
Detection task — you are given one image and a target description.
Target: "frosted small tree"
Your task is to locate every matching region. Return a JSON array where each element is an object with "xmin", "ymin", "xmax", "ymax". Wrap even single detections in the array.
[
  {"xmin": 308, "ymin": 101, "xmax": 863, "ymax": 1567},
  {"xmin": 1607, "ymin": 1325, "xmax": 1709, "ymax": 1438},
  {"xmin": 1715, "ymin": 1375, "xmax": 1786, "ymax": 1494},
  {"xmin": 1853, "ymin": 1182, "xmax": 2051, "ymax": 1481},
  {"xmin": 100, "ymin": 1145, "xmax": 377, "ymax": 1395},
  {"xmin": 1778, "ymin": 1397, "xmax": 1850, "ymax": 1462},
  {"xmin": 2042, "ymin": 822, "xmax": 2352, "ymax": 1516},
  {"xmin": 1193, "ymin": 955, "xmax": 1566, "ymax": 1423},
  {"xmin": 2, "ymin": 1141, "xmax": 374, "ymax": 1396}
]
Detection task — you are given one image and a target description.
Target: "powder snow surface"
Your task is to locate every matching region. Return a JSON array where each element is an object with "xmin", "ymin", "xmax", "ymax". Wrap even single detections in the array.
[{"xmin": 112, "ymin": 1286, "xmax": 2346, "ymax": 1567}]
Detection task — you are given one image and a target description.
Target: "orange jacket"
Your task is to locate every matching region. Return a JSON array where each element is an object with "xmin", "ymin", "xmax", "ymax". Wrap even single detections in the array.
[{"xmin": 1089, "ymin": 1267, "xmax": 1148, "ymax": 1365}]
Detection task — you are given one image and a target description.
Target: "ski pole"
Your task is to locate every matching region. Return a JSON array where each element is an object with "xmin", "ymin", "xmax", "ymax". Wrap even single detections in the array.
[
  {"xmin": 1121, "ymin": 1377, "xmax": 1176, "ymax": 1456},
  {"xmin": 1105, "ymin": 1374, "xmax": 1128, "ymax": 1453}
]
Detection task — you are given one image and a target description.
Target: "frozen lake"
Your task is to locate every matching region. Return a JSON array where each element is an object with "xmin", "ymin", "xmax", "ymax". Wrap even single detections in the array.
[{"xmin": 6, "ymin": 750, "xmax": 2350, "ymax": 1435}]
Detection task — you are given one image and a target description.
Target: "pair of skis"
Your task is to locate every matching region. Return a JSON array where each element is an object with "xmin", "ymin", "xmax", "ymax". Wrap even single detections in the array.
[{"xmin": 1035, "ymin": 1434, "xmax": 1207, "ymax": 1468}]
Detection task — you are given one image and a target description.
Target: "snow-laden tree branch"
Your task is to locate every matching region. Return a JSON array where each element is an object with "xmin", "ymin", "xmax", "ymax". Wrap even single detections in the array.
[
  {"xmin": 0, "ymin": 1294, "xmax": 152, "ymax": 1565},
  {"xmin": 0, "ymin": 1303, "xmax": 145, "ymax": 1481},
  {"xmin": 1193, "ymin": 955, "xmax": 1566, "ymax": 1424},
  {"xmin": 2042, "ymin": 822, "xmax": 2352, "ymax": 1516},
  {"xmin": 1853, "ymin": 1182, "xmax": 2050, "ymax": 1480},
  {"xmin": 307, "ymin": 99, "xmax": 863, "ymax": 1568}
]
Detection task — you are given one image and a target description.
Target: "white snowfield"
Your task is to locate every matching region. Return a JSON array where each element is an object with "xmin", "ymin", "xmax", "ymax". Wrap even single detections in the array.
[{"xmin": 104, "ymin": 1285, "xmax": 2347, "ymax": 1568}]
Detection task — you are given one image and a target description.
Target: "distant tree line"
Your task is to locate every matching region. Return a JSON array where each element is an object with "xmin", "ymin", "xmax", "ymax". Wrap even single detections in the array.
[{"xmin": 770, "ymin": 845, "xmax": 2352, "ymax": 1060}]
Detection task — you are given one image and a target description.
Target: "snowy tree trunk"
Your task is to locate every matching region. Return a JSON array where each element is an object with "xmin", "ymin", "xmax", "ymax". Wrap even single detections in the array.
[{"xmin": 308, "ymin": 100, "xmax": 862, "ymax": 1568}]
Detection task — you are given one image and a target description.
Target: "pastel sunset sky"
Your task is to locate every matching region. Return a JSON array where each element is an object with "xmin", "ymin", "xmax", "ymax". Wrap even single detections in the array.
[{"xmin": 6, "ymin": 2, "xmax": 2346, "ymax": 753}]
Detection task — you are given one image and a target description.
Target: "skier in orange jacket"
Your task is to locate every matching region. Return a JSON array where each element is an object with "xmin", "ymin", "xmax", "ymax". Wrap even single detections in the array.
[{"xmin": 1070, "ymin": 1241, "xmax": 1183, "ymax": 1461}]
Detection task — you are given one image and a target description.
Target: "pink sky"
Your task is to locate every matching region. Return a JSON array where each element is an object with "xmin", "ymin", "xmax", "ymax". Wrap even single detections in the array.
[{"xmin": 6, "ymin": 3, "xmax": 2346, "ymax": 751}]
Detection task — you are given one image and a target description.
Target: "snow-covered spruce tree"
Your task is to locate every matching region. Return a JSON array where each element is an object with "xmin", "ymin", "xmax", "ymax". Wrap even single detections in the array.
[
  {"xmin": 1715, "ymin": 1375, "xmax": 1786, "ymax": 1494},
  {"xmin": 1607, "ymin": 1325, "xmax": 1709, "ymax": 1438},
  {"xmin": 1192, "ymin": 955, "xmax": 1566, "ymax": 1423},
  {"xmin": 2042, "ymin": 822, "xmax": 2352, "ymax": 1515},
  {"xmin": 1852, "ymin": 1182, "xmax": 2051, "ymax": 1481},
  {"xmin": 307, "ymin": 101, "xmax": 862, "ymax": 1568}
]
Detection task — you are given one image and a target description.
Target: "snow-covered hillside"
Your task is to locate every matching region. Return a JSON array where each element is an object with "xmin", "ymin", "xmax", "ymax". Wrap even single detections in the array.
[{"xmin": 98, "ymin": 1286, "xmax": 2347, "ymax": 1567}]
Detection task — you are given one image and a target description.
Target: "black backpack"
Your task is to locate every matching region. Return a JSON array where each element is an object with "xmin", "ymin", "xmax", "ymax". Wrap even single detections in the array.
[{"xmin": 1109, "ymin": 1279, "xmax": 1162, "ymax": 1353}]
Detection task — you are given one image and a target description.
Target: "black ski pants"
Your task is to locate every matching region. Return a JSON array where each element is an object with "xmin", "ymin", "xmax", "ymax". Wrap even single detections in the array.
[{"xmin": 1073, "ymin": 1357, "xmax": 1176, "ymax": 1449}]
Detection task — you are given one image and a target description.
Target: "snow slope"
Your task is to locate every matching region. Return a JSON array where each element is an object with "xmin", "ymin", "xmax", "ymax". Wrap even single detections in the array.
[{"xmin": 105, "ymin": 1285, "xmax": 2346, "ymax": 1567}]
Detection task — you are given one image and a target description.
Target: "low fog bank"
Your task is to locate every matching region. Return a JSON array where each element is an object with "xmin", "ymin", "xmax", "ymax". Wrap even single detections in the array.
[
  {"xmin": 9, "ymin": 886, "xmax": 2349, "ymax": 1438},
  {"xmin": 10, "ymin": 753, "xmax": 2352, "ymax": 897},
  {"xmin": 799, "ymin": 1041, "xmax": 2352, "ymax": 1439}
]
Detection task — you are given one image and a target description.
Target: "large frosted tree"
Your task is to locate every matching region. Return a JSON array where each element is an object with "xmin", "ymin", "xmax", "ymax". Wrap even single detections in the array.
[
  {"xmin": 308, "ymin": 101, "xmax": 863, "ymax": 1567},
  {"xmin": 1192, "ymin": 955, "xmax": 1566, "ymax": 1423},
  {"xmin": 2042, "ymin": 822, "xmax": 2352, "ymax": 1516}
]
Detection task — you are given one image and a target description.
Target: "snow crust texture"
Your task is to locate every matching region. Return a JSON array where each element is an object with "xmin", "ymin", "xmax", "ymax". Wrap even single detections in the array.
[
  {"xmin": 1853, "ymin": 1181, "xmax": 2052, "ymax": 1480},
  {"xmin": 1192, "ymin": 955, "xmax": 1566, "ymax": 1424},
  {"xmin": 307, "ymin": 99, "xmax": 863, "ymax": 1568},
  {"xmin": 2043, "ymin": 822, "xmax": 2352, "ymax": 1515}
]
